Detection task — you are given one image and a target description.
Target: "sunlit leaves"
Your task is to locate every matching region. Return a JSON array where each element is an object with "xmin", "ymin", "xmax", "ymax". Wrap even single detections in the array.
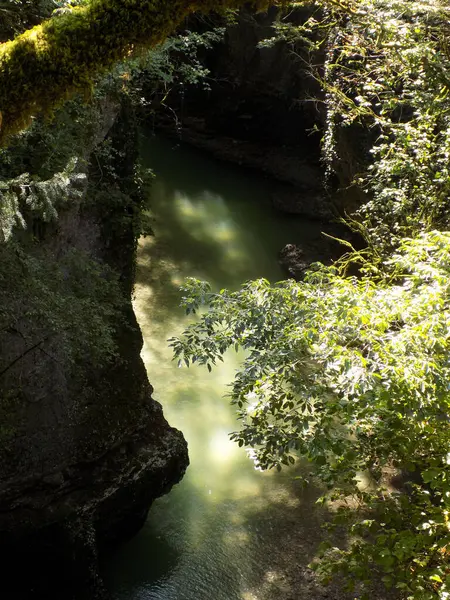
[
  {"xmin": 0, "ymin": 157, "xmax": 85, "ymax": 242},
  {"xmin": 319, "ymin": 0, "xmax": 450, "ymax": 252},
  {"xmin": 171, "ymin": 231, "xmax": 450, "ymax": 598}
]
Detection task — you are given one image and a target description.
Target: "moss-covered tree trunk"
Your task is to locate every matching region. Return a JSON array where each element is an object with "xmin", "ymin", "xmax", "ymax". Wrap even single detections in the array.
[{"xmin": 0, "ymin": 0, "xmax": 279, "ymax": 144}]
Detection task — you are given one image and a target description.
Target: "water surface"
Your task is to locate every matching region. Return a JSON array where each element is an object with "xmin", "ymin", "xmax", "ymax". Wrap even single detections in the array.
[{"xmin": 104, "ymin": 134, "xmax": 335, "ymax": 600}]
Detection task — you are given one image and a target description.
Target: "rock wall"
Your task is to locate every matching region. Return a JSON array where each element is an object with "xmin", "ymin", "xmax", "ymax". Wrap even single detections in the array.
[
  {"xmin": 0, "ymin": 102, "xmax": 189, "ymax": 599},
  {"xmin": 189, "ymin": 6, "xmax": 324, "ymax": 150},
  {"xmin": 152, "ymin": 6, "xmax": 370, "ymax": 224},
  {"xmin": 152, "ymin": 6, "xmax": 334, "ymax": 220}
]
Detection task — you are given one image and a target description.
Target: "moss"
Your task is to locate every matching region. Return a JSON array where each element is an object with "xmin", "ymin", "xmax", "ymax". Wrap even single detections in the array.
[{"xmin": 0, "ymin": 0, "xmax": 282, "ymax": 145}]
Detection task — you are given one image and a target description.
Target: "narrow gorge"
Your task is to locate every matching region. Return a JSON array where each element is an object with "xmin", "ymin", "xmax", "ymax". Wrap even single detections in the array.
[
  {"xmin": 2, "ymin": 2, "xmax": 446, "ymax": 599},
  {"xmin": 0, "ymin": 7, "xmax": 354, "ymax": 598}
]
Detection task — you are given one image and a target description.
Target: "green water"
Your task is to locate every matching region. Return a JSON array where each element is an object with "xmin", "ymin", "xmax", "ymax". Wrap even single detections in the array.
[{"xmin": 104, "ymin": 133, "xmax": 332, "ymax": 600}]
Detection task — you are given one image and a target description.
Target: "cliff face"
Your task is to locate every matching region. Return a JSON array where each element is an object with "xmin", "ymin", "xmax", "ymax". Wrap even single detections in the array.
[
  {"xmin": 152, "ymin": 6, "xmax": 368, "ymax": 222},
  {"xmin": 152, "ymin": 6, "xmax": 332, "ymax": 220},
  {"xmin": 191, "ymin": 6, "xmax": 324, "ymax": 151},
  {"xmin": 0, "ymin": 102, "xmax": 189, "ymax": 599}
]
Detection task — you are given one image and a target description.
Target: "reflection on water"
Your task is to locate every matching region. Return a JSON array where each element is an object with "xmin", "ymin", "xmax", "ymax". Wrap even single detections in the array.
[{"xmin": 104, "ymin": 134, "xmax": 336, "ymax": 600}]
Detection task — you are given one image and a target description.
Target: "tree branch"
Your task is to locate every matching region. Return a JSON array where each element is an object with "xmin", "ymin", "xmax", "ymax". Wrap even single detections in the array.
[{"xmin": 0, "ymin": 0, "xmax": 280, "ymax": 145}]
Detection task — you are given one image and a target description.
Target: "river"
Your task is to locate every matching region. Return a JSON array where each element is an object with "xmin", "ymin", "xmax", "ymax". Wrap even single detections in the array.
[{"xmin": 103, "ymin": 133, "xmax": 339, "ymax": 600}]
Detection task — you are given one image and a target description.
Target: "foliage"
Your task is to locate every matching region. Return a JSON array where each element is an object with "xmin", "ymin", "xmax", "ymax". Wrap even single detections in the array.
[
  {"xmin": 0, "ymin": 82, "xmax": 122, "ymax": 241},
  {"xmin": 101, "ymin": 21, "xmax": 228, "ymax": 133},
  {"xmin": 260, "ymin": 0, "xmax": 450, "ymax": 252},
  {"xmin": 89, "ymin": 133, "xmax": 155, "ymax": 244},
  {"xmin": 0, "ymin": 157, "xmax": 86, "ymax": 242},
  {"xmin": 0, "ymin": 0, "xmax": 278, "ymax": 144},
  {"xmin": 0, "ymin": 94, "xmax": 105, "ymax": 178},
  {"xmin": 131, "ymin": 26, "xmax": 227, "ymax": 92},
  {"xmin": 311, "ymin": 0, "xmax": 450, "ymax": 253},
  {"xmin": 0, "ymin": 3, "xmax": 232, "ymax": 241},
  {"xmin": 171, "ymin": 231, "xmax": 450, "ymax": 598},
  {"xmin": 3, "ymin": 0, "xmax": 450, "ymax": 596},
  {"xmin": 0, "ymin": 0, "xmax": 62, "ymax": 40},
  {"xmin": 0, "ymin": 0, "xmax": 230, "ymax": 400},
  {"xmin": 164, "ymin": 3, "xmax": 450, "ymax": 598}
]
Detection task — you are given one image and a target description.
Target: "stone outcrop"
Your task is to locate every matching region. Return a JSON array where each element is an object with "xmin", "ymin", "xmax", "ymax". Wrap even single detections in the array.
[
  {"xmin": 278, "ymin": 243, "xmax": 310, "ymax": 280},
  {"xmin": 271, "ymin": 184, "xmax": 333, "ymax": 220},
  {"xmin": 0, "ymin": 103, "xmax": 188, "ymax": 599},
  {"xmin": 278, "ymin": 230, "xmax": 347, "ymax": 280},
  {"xmin": 150, "ymin": 6, "xmax": 372, "ymax": 223}
]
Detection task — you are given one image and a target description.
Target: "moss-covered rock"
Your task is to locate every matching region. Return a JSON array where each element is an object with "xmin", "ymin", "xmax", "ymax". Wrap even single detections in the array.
[{"xmin": 0, "ymin": 97, "xmax": 188, "ymax": 599}]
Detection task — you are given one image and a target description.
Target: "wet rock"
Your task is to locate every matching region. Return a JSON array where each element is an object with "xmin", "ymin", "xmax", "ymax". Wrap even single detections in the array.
[{"xmin": 279, "ymin": 243, "xmax": 311, "ymax": 280}]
